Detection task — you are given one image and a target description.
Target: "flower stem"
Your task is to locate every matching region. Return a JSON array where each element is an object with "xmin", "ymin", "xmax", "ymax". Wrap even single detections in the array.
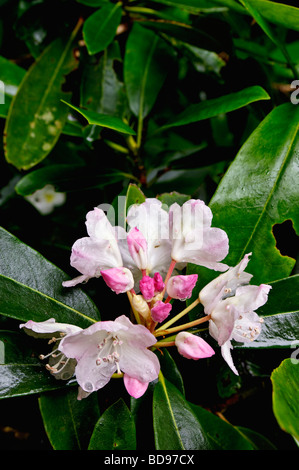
[
  {"xmin": 154, "ymin": 340, "xmax": 175, "ymax": 348},
  {"xmin": 162, "ymin": 259, "xmax": 176, "ymax": 295},
  {"xmin": 154, "ymin": 314, "xmax": 211, "ymax": 338},
  {"xmin": 155, "ymin": 297, "xmax": 201, "ymax": 332}
]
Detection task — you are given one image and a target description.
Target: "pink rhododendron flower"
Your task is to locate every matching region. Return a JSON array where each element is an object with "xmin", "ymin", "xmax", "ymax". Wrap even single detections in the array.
[
  {"xmin": 19, "ymin": 318, "xmax": 81, "ymax": 380},
  {"xmin": 199, "ymin": 254, "xmax": 271, "ymax": 374},
  {"xmin": 166, "ymin": 274, "xmax": 198, "ymax": 300},
  {"xmin": 151, "ymin": 300, "xmax": 172, "ymax": 323},
  {"xmin": 169, "ymin": 200, "xmax": 229, "ymax": 271},
  {"xmin": 123, "ymin": 374, "xmax": 149, "ymax": 398},
  {"xmin": 59, "ymin": 315, "xmax": 160, "ymax": 395},
  {"xmin": 175, "ymin": 331, "xmax": 215, "ymax": 360},
  {"xmin": 139, "ymin": 275, "xmax": 155, "ymax": 300},
  {"xmin": 100, "ymin": 267, "xmax": 134, "ymax": 294}
]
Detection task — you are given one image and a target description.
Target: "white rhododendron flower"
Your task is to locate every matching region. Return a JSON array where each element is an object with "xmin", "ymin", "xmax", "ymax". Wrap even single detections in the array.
[
  {"xmin": 199, "ymin": 254, "xmax": 271, "ymax": 374},
  {"xmin": 59, "ymin": 315, "xmax": 160, "ymax": 397},
  {"xmin": 169, "ymin": 199, "xmax": 229, "ymax": 271}
]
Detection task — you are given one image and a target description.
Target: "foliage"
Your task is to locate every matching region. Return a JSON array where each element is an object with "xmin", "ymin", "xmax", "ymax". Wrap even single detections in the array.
[{"xmin": 0, "ymin": 0, "xmax": 298, "ymax": 451}]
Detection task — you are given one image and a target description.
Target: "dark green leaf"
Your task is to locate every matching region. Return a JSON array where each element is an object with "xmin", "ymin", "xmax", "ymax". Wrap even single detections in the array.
[
  {"xmin": 271, "ymin": 358, "xmax": 299, "ymax": 441},
  {"xmin": 83, "ymin": 3, "xmax": 122, "ymax": 55},
  {"xmin": 0, "ymin": 274, "xmax": 96, "ymax": 328},
  {"xmin": 4, "ymin": 22, "xmax": 82, "ymax": 170},
  {"xmin": 39, "ymin": 388, "xmax": 100, "ymax": 449},
  {"xmin": 189, "ymin": 403, "xmax": 253, "ymax": 449},
  {"xmin": 0, "ymin": 364, "xmax": 71, "ymax": 399},
  {"xmin": 61, "ymin": 100, "xmax": 136, "ymax": 135},
  {"xmin": 15, "ymin": 164, "xmax": 132, "ymax": 195},
  {"xmin": 194, "ymin": 103, "xmax": 299, "ymax": 285},
  {"xmin": 235, "ymin": 426, "xmax": 277, "ymax": 450},
  {"xmin": 243, "ymin": 0, "xmax": 299, "ymax": 32},
  {"xmin": 160, "ymin": 86, "xmax": 270, "ymax": 131},
  {"xmin": 0, "ymin": 227, "xmax": 100, "ymax": 324},
  {"xmin": 153, "ymin": 373, "xmax": 212, "ymax": 449},
  {"xmin": 88, "ymin": 398, "xmax": 136, "ymax": 450},
  {"xmin": 124, "ymin": 23, "xmax": 176, "ymax": 119}
]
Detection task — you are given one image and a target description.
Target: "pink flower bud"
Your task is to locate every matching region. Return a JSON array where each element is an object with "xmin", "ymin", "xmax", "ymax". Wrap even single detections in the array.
[
  {"xmin": 175, "ymin": 332, "xmax": 215, "ymax": 360},
  {"xmin": 139, "ymin": 275, "xmax": 155, "ymax": 300},
  {"xmin": 151, "ymin": 300, "xmax": 172, "ymax": 323},
  {"xmin": 127, "ymin": 227, "xmax": 148, "ymax": 270},
  {"xmin": 123, "ymin": 374, "xmax": 148, "ymax": 398},
  {"xmin": 167, "ymin": 274, "xmax": 198, "ymax": 300},
  {"xmin": 100, "ymin": 267, "xmax": 134, "ymax": 294},
  {"xmin": 153, "ymin": 272, "xmax": 165, "ymax": 293}
]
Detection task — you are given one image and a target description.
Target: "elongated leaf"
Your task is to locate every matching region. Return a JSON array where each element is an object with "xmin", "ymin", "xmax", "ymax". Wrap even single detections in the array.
[
  {"xmin": 149, "ymin": 0, "xmax": 246, "ymax": 14},
  {"xmin": 0, "ymin": 227, "xmax": 100, "ymax": 323},
  {"xmin": 189, "ymin": 402, "xmax": 255, "ymax": 449},
  {"xmin": 0, "ymin": 364, "xmax": 71, "ymax": 399},
  {"xmin": 83, "ymin": 2, "xmax": 122, "ymax": 55},
  {"xmin": 243, "ymin": 0, "xmax": 299, "ymax": 32},
  {"xmin": 191, "ymin": 103, "xmax": 299, "ymax": 286},
  {"xmin": 39, "ymin": 388, "xmax": 100, "ymax": 450},
  {"xmin": 88, "ymin": 399, "xmax": 136, "ymax": 450},
  {"xmin": 61, "ymin": 100, "xmax": 135, "ymax": 135},
  {"xmin": 271, "ymin": 358, "xmax": 299, "ymax": 441},
  {"xmin": 240, "ymin": 0, "xmax": 297, "ymax": 72},
  {"xmin": 14, "ymin": 164, "xmax": 132, "ymax": 195},
  {"xmin": 0, "ymin": 274, "xmax": 96, "ymax": 328},
  {"xmin": 0, "ymin": 330, "xmax": 71, "ymax": 398},
  {"xmin": 4, "ymin": 21, "xmax": 82, "ymax": 170},
  {"xmin": 153, "ymin": 373, "xmax": 212, "ymax": 450},
  {"xmin": 124, "ymin": 23, "xmax": 176, "ymax": 119},
  {"xmin": 160, "ymin": 86, "xmax": 270, "ymax": 131}
]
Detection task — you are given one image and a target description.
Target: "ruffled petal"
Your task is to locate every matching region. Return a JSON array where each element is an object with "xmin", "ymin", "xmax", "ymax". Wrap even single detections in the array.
[{"xmin": 19, "ymin": 318, "xmax": 82, "ymax": 338}]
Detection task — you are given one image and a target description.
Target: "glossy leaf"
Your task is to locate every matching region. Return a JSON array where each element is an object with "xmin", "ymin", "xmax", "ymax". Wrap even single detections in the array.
[
  {"xmin": 15, "ymin": 164, "xmax": 132, "ymax": 195},
  {"xmin": 0, "ymin": 227, "xmax": 100, "ymax": 325},
  {"xmin": 4, "ymin": 22, "xmax": 82, "ymax": 170},
  {"xmin": 189, "ymin": 402, "xmax": 255, "ymax": 449},
  {"xmin": 243, "ymin": 0, "xmax": 299, "ymax": 32},
  {"xmin": 190, "ymin": 103, "xmax": 299, "ymax": 286},
  {"xmin": 153, "ymin": 373, "xmax": 212, "ymax": 450},
  {"xmin": 124, "ymin": 23, "xmax": 176, "ymax": 119},
  {"xmin": 160, "ymin": 86, "xmax": 270, "ymax": 131},
  {"xmin": 0, "ymin": 274, "xmax": 96, "ymax": 328},
  {"xmin": 61, "ymin": 100, "xmax": 136, "ymax": 135},
  {"xmin": 239, "ymin": 0, "xmax": 297, "ymax": 73},
  {"xmin": 0, "ymin": 331, "xmax": 69, "ymax": 398},
  {"xmin": 83, "ymin": 2, "xmax": 122, "ymax": 55},
  {"xmin": 271, "ymin": 359, "xmax": 299, "ymax": 441},
  {"xmin": 88, "ymin": 398, "xmax": 136, "ymax": 450},
  {"xmin": 39, "ymin": 388, "xmax": 100, "ymax": 449}
]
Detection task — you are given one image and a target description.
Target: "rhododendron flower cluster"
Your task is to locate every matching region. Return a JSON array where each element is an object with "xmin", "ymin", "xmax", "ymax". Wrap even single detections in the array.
[{"xmin": 20, "ymin": 197, "xmax": 271, "ymax": 401}]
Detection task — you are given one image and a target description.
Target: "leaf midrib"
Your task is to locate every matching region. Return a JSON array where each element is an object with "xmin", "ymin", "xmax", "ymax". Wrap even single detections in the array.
[{"xmin": 0, "ymin": 274, "xmax": 96, "ymax": 325}]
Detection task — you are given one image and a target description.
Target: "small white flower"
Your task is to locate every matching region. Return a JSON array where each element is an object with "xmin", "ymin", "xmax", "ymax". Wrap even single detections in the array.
[{"xmin": 25, "ymin": 184, "xmax": 66, "ymax": 215}]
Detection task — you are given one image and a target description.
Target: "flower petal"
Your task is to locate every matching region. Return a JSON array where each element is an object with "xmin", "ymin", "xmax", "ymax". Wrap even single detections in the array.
[
  {"xmin": 123, "ymin": 374, "xmax": 148, "ymax": 398},
  {"xmin": 19, "ymin": 318, "xmax": 82, "ymax": 338}
]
